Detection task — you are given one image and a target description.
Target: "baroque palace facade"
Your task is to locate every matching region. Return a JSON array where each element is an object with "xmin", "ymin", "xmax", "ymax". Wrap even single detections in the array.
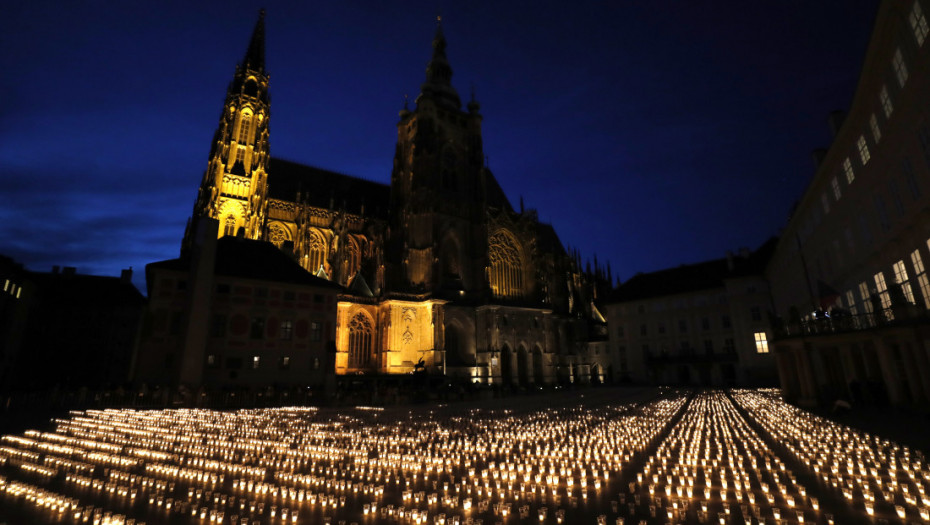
[{"xmin": 179, "ymin": 12, "xmax": 607, "ymax": 384}]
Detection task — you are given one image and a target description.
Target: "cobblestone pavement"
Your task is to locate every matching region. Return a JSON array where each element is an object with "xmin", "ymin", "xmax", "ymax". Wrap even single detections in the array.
[{"xmin": 0, "ymin": 388, "xmax": 927, "ymax": 524}]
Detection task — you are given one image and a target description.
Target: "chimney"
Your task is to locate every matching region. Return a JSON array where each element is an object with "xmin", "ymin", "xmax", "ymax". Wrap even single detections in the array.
[
  {"xmin": 828, "ymin": 110, "xmax": 846, "ymax": 138},
  {"xmin": 726, "ymin": 251, "xmax": 734, "ymax": 272},
  {"xmin": 811, "ymin": 149, "xmax": 827, "ymax": 170},
  {"xmin": 739, "ymin": 247, "xmax": 750, "ymax": 258},
  {"xmin": 120, "ymin": 267, "xmax": 133, "ymax": 284},
  {"xmin": 52, "ymin": 265, "xmax": 60, "ymax": 274},
  {"xmin": 63, "ymin": 266, "xmax": 76, "ymax": 276}
]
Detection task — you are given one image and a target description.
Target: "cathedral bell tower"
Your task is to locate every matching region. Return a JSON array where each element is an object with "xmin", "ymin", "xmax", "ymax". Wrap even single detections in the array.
[
  {"xmin": 184, "ymin": 10, "xmax": 271, "ymax": 251},
  {"xmin": 389, "ymin": 19, "xmax": 488, "ymax": 295}
]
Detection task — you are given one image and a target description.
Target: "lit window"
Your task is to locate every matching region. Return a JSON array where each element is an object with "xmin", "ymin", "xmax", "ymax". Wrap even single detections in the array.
[
  {"xmin": 857, "ymin": 135, "xmax": 870, "ymax": 165},
  {"xmin": 252, "ymin": 356, "xmax": 260, "ymax": 369},
  {"xmin": 821, "ymin": 193, "xmax": 830, "ymax": 214},
  {"xmin": 880, "ymin": 85, "xmax": 894, "ymax": 118},
  {"xmin": 845, "ymin": 290, "xmax": 858, "ymax": 316},
  {"xmin": 874, "ymin": 272, "xmax": 893, "ymax": 318},
  {"xmin": 280, "ymin": 319, "xmax": 293, "ymax": 341},
  {"xmin": 280, "ymin": 356, "xmax": 291, "ymax": 370},
  {"xmin": 911, "ymin": 0, "xmax": 929, "ymax": 45},
  {"xmin": 869, "ymin": 114, "xmax": 881, "ymax": 143},
  {"xmin": 15, "ymin": 288, "xmax": 20, "ymax": 299},
  {"xmin": 918, "ymin": 247, "xmax": 930, "ymax": 309},
  {"xmin": 3, "ymin": 279, "xmax": 7, "ymax": 292},
  {"xmin": 310, "ymin": 321, "xmax": 322, "ymax": 342},
  {"xmin": 843, "ymin": 157, "xmax": 855, "ymax": 183},
  {"xmin": 893, "ymin": 260, "xmax": 916, "ymax": 304},
  {"xmin": 238, "ymin": 113, "xmax": 252, "ymax": 143},
  {"xmin": 206, "ymin": 355, "xmax": 219, "ymax": 368},
  {"xmin": 348, "ymin": 312, "xmax": 374, "ymax": 368},
  {"xmin": 893, "ymin": 48, "xmax": 909, "ymax": 87},
  {"xmin": 859, "ymin": 281, "xmax": 874, "ymax": 322},
  {"xmin": 831, "ymin": 176, "xmax": 841, "ymax": 201},
  {"xmin": 753, "ymin": 332, "xmax": 769, "ymax": 354},
  {"xmin": 488, "ymin": 230, "xmax": 524, "ymax": 299}
]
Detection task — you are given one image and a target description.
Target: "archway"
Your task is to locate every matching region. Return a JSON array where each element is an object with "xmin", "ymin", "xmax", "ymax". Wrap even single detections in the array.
[
  {"xmin": 500, "ymin": 344, "xmax": 513, "ymax": 385},
  {"xmin": 517, "ymin": 345, "xmax": 529, "ymax": 386},
  {"xmin": 532, "ymin": 346, "xmax": 544, "ymax": 385}
]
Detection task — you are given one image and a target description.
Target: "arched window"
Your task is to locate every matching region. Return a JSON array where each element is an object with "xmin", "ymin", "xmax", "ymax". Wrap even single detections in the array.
[
  {"xmin": 348, "ymin": 312, "xmax": 374, "ymax": 368},
  {"xmin": 267, "ymin": 223, "xmax": 288, "ymax": 248},
  {"xmin": 342, "ymin": 236, "xmax": 361, "ymax": 281},
  {"xmin": 489, "ymin": 230, "xmax": 523, "ymax": 298},
  {"xmin": 237, "ymin": 111, "xmax": 252, "ymax": 144},
  {"xmin": 306, "ymin": 229, "xmax": 327, "ymax": 275},
  {"xmin": 224, "ymin": 214, "xmax": 237, "ymax": 237}
]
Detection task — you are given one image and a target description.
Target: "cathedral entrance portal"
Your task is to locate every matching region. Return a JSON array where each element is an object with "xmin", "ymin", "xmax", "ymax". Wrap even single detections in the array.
[
  {"xmin": 500, "ymin": 345, "xmax": 513, "ymax": 385},
  {"xmin": 517, "ymin": 345, "xmax": 529, "ymax": 385},
  {"xmin": 532, "ymin": 346, "xmax": 544, "ymax": 385}
]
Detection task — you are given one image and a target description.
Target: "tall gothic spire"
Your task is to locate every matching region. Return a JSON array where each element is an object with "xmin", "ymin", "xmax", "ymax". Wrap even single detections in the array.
[
  {"xmin": 242, "ymin": 9, "xmax": 266, "ymax": 73},
  {"xmin": 417, "ymin": 17, "xmax": 461, "ymax": 110}
]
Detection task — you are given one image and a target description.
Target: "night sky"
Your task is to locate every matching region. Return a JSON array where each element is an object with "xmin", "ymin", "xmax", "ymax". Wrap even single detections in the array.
[{"xmin": 1, "ymin": 1, "xmax": 879, "ymax": 293}]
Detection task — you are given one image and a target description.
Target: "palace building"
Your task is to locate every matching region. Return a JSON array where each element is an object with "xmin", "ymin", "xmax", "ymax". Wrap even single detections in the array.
[
  {"xmin": 767, "ymin": 0, "xmax": 930, "ymax": 408},
  {"xmin": 167, "ymin": 12, "xmax": 607, "ymax": 386}
]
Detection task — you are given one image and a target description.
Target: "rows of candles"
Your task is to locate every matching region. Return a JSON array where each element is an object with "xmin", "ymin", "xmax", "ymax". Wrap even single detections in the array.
[
  {"xmin": 0, "ymin": 398, "xmax": 684, "ymax": 524},
  {"xmin": 733, "ymin": 389, "xmax": 930, "ymax": 523},
  {"xmin": 0, "ymin": 391, "xmax": 926, "ymax": 524},
  {"xmin": 627, "ymin": 392, "xmax": 828, "ymax": 524}
]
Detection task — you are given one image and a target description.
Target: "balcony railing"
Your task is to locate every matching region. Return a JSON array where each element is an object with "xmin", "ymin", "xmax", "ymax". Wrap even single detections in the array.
[{"xmin": 773, "ymin": 303, "xmax": 930, "ymax": 340}]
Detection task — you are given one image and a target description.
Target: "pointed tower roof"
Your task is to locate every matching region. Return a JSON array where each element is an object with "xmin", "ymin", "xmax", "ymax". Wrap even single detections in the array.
[
  {"xmin": 242, "ymin": 9, "xmax": 266, "ymax": 73},
  {"xmin": 416, "ymin": 17, "xmax": 461, "ymax": 110}
]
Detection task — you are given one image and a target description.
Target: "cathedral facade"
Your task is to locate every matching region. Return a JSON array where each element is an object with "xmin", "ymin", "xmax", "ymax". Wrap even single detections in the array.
[{"xmin": 183, "ymin": 12, "xmax": 608, "ymax": 385}]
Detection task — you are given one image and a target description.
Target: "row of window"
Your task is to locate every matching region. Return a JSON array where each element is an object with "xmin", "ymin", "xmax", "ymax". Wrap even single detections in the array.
[
  {"xmin": 163, "ymin": 311, "xmax": 326, "ymax": 342},
  {"xmin": 801, "ymin": 126, "xmax": 929, "ymax": 260},
  {"xmin": 215, "ymin": 283, "xmax": 329, "ymax": 303},
  {"xmin": 621, "ymin": 332, "xmax": 769, "ymax": 363},
  {"xmin": 3, "ymin": 279, "xmax": 22, "ymax": 300},
  {"xmin": 618, "ymin": 308, "xmax": 768, "ymax": 339},
  {"xmin": 833, "ymin": 237, "xmax": 930, "ymax": 321},
  {"xmin": 816, "ymin": 2, "xmax": 927, "ymax": 219},
  {"xmin": 205, "ymin": 354, "xmax": 322, "ymax": 371}
]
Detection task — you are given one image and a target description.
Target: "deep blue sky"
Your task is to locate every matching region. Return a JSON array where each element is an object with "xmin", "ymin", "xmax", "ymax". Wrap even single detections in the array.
[{"xmin": 1, "ymin": 1, "xmax": 878, "ymax": 293}]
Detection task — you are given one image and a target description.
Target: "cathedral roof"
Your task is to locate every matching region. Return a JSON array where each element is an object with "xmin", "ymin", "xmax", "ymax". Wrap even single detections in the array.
[
  {"xmin": 148, "ymin": 236, "xmax": 343, "ymax": 291},
  {"xmin": 484, "ymin": 170, "xmax": 513, "ymax": 212},
  {"xmin": 267, "ymin": 158, "xmax": 390, "ymax": 219}
]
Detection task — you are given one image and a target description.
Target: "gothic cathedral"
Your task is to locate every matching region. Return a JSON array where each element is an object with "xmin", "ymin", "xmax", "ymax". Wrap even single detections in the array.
[{"xmin": 183, "ymin": 11, "xmax": 609, "ymax": 385}]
